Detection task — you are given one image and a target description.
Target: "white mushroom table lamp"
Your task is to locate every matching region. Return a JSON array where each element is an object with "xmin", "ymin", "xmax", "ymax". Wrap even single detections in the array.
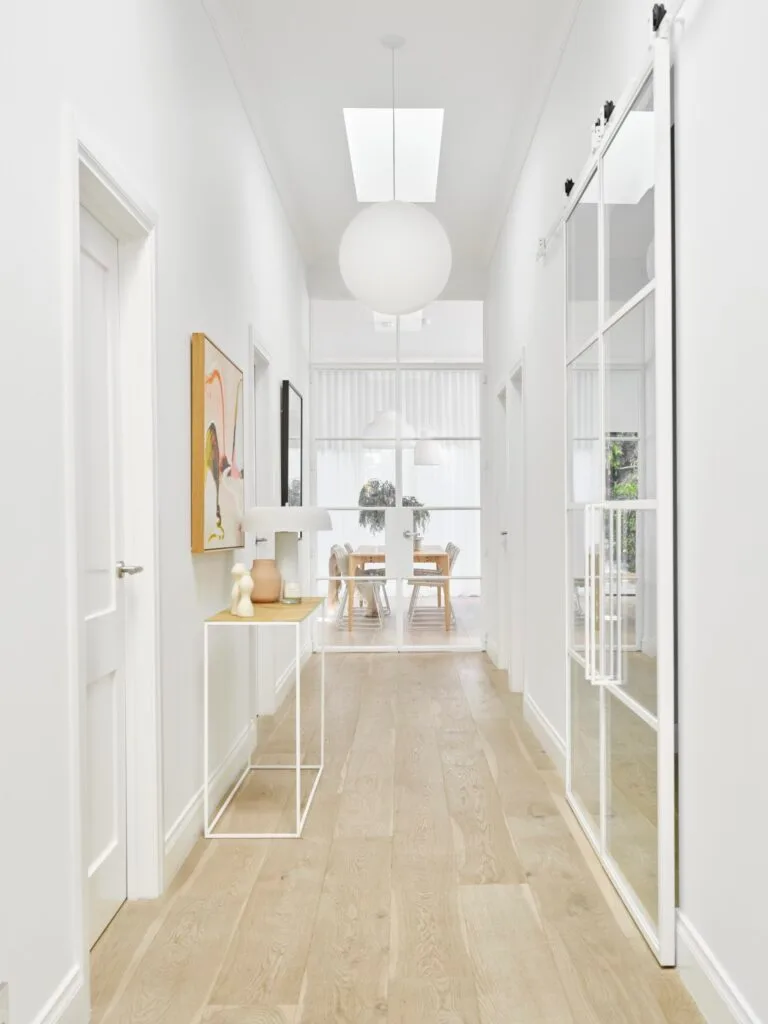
[{"xmin": 242, "ymin": 506, "xmax": 332, "ymax": 604}]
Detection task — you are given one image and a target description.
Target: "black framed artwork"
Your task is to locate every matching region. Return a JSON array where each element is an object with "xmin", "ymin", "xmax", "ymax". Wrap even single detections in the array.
[{"xmin": 280, "ymin": 380, "xmax": 303, "ymax": 506}]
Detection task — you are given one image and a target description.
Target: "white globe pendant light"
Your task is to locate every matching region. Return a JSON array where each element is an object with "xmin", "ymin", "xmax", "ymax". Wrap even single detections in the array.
[{"xmin": 339, "ymin": 37, "xmax": 452, "ymax": 315}]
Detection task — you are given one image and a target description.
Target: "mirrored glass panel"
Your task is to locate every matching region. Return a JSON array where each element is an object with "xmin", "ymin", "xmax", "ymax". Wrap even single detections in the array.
[
  {"xmin": 570, "ymin": 657, "xmax": 601, "ymax": 834},
  {"xmin": 566, "ymin": 174, "xmax": 599, "ymax": 355},
  {"xmin": 604, "ymin": 77, "xmax": 655, "ymax": 315},
  {"xmin": 604, "ymin": 294, "xmax": 655, "ymax": 500},
  {"xmin": 567, "ymin": 339, "xmax": 601, "ymax": 505},
  {"xmin": 607, "ymin": 693, "xmax": 658, "ymax": 925}
]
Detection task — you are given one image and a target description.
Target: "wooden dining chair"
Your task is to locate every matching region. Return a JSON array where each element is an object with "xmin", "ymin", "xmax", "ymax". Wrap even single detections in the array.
[{"xmin": 407, "ymin": 542, "xmax": 460, "ymax": 625}]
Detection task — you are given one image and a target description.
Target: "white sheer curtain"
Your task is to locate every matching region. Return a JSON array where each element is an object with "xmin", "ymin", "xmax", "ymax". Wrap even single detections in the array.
[{"xmin": 313, "ymin": 368, "xmax": 482, "ymax": 595}]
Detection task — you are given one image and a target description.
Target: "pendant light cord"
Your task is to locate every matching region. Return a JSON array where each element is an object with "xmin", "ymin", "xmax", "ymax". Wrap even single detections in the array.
[{"xmin": 391, "ymin": 45, "xmax": 396, "ymax": 201}]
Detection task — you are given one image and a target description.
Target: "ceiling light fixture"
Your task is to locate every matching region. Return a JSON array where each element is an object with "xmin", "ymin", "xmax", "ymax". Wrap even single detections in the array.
[{"xmin": 338, "ymin": 35, "xmax": 452, "ymax": 316}]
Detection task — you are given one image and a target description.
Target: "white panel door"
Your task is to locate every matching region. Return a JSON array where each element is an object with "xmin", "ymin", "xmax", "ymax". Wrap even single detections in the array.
[{"xmin": 79, "ymin": 206, "xmax": 127, "ymax": 947}]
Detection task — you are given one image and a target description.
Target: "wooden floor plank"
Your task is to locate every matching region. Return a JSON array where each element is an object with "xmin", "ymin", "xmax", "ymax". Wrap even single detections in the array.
[{"xmin": 92, "ymin": 653, "xmax": 701, "ymax": 1024}]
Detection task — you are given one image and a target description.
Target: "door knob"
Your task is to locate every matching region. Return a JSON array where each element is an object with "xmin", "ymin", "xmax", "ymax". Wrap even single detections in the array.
[
  {"xmin": 403, "ymin": 530, "xmax": 415, "ymax": 539},
  {"xmin": 117, "ymin": 561, "xmax": 144, "ymax": 578},
  {"xmin": 500, "ymin": 531, "xmax": 508, "ymax": 537}
]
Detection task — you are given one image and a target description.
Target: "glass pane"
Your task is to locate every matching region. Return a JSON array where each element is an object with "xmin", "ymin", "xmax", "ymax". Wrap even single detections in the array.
[
  {"xmin": 608, "ymin": 508, "xmax": 657, "ymax": 715},
  {"xmin": 403, "ymin": 575, "xmax": 482, "ymax": 647},
  {"xmin": 315, "ymin": 441, "xmax": 396, "ymax": 508},
  {"xmin": 400, "ymin": 368, "xmax": 481, "ymax": 437},
  {"xmin": 566, "ymin": 174, "xmax": 599, "ymax": 355},
  {"xmin": 80, "ymin": 249, "xmax": 115, "ymax": 617},
  {"xmin": 567, "ymin": 339, "xmax": 601, "ymax": 505},
  {"xmin": 604, "ymin": 77, "xmax": 655, "ymax": 314},
  {"xmin": 570, "ymin": 657, "xmax": 600, "ymax": 832},
  {"xmin": 312, "ymin": 368, "xmax": 397, "ymax": 438},
  {"xmin": 604, "ymin": 294, "xmax": 655, "ymax": 500},
  {"xmin": 400, "ymin": 509, "xmax": 480, "ymax": 581},
  {"xmin": 398, "ymin": 301, "xmax": 483, "ymax": 363},
  {"xmin": 402, "ymin": 441, "xmax": 480, "ymax": 508},
  {"xmin": 314, "ymin": 571, "xmax": 397, "ymax": 649},
  {"xmin": 607, "ymin": 693, "xmax": 658, "ymax": 925}
]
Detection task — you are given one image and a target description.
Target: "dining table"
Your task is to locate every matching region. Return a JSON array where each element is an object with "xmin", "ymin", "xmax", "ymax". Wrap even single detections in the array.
[{"xmin": 346, "ymin": 545, "xmax": 452, "ymax": 631}]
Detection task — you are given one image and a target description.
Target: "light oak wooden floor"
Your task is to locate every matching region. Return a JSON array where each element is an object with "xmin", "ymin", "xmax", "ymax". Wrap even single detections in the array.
[{"xmin": 91, "ymin": 653, "xmax": 700, "ymax": 1024}]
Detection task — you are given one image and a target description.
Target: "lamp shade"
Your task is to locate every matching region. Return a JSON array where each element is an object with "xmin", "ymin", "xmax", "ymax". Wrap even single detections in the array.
[
  {"xmin": 242, "ymin": 506, "xmax": 332, "ymax": 534},
  {"xmin": 339, "ymin": 200, "xmax": 452, "ymax": 315},
  {"xmin": 362, "ymin": 410, "xmax": 416, "ymax": 450},
  {"xmin": 414, "ymin": 436, "xmax": 443, "ymax": 466}
]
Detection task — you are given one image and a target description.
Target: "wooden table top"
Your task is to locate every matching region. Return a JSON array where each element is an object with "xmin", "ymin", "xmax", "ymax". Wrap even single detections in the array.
[
  {"xmin": 207, "ymin": 597, "xmax": 323, "ymax": 624},
  {"xmin": 350, "ymin": 546, "xmax": 447, "ymax": 563}
]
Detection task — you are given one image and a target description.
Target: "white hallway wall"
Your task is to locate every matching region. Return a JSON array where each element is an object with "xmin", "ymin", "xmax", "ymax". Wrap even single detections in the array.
[
  {"xmin": 0, "ymin": 1, "xmax": 307, "ymax": 1021},
  {"xmin": 485, "ymin": 0, "xmax": 768, "ymax": 1019}
]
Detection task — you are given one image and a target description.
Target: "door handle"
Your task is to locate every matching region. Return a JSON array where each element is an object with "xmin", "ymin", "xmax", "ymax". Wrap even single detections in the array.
[
  {"xmin": 500, "ymin": 531, "xmax": 508, "ymax": 537},
  {"xmin": 117, "ymin": 561, "xmax": 144, "ymax": 578},
  {"xmin": 402, "ymin": 530, "xmax": 415, "ymax": 539}
]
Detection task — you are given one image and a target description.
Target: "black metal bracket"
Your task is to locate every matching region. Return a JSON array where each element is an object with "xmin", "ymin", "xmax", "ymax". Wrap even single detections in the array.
[
  {"xmin": 652, "ymin": 3, "xmax": 667, "ymax": 32},
  {"xmin": 564, "ymin": 178, "xmax": 575, "ymax": 197},
  {"xmin": 603, "ymin": 100, "xmax": 615, "ymax": 123}
]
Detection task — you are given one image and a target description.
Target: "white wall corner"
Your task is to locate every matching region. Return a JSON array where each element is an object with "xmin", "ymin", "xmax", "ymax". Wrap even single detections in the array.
[
  {"xmin": 523, "ymin": 692, "xmax": 566, "ymax": 775},
  {"xmin": 486, "ymin": 638, "xmax": 501, "ymax": 668},
  {"xmin": 677, "ymin": 913, "xmax": 761, "ymax": 1024},
  {"xmin": 164, "ymin": 724, "xmax": 253, "ymax": 884},
  {"xmin": 30, "ymin": 965, "xmax": 87, "ymax": 1024}
]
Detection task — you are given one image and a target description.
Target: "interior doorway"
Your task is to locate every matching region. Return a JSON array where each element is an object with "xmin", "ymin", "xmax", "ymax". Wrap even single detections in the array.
[{"xmin": 68, "ymin": 133, "xmax": 162, "ymax": 987}]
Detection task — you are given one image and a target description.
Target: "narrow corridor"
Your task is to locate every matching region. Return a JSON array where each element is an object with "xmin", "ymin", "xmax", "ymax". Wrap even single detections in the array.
[{"xmin": 91, "ymin": 654, "xmax": 700, "ymax": 1023}]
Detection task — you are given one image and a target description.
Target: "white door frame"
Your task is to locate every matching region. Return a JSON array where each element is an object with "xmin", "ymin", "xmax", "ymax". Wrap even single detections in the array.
[
  {"xmin": 62, "ymin": 111, "xmax": 163, "ymax": 988},
  {"xmin": 508, "ymin": 355, "xmax": 526, "ymax": 693}
]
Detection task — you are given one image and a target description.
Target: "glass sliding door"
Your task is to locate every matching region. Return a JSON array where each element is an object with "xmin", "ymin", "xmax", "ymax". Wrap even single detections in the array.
[
  {"xmin": 310, "ymin": 305, "xmax": 484, "ymax": 652},
  {"xmin": 564, "ymin": 31, "xmax": 675, "ymax": 964}
]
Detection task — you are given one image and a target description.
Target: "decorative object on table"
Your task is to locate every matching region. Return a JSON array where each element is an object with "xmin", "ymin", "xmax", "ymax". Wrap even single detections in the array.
[
  {"xmin": 235, "ymin": 573, "xmax": 254, "ymax": 617},
  {"xmin": 230, "ymin": 562, "xmax": 248, "ymax": 613},
  {"xmin": 413, "ymin": 535, "xmax": 423, "ymax": 552},
  {"xmin": 357, "ymin": 480, "xmax": 430, "ymax": 537},
  {"xmin": 243, "ymin": 505, "xmax": 333, "ymax": 603},
  {"xmin": 250, "ymin": 558, "xmax": 282, "ymax": 604},
  {"xmin": 280, "ymin": 381, "xmax": 303, "ymax": 507},
  {"xmin": 191, "ymin": 333, "xmax": 245, "ymax": 553},
  {"xmin": 337, "ymin": 36, "xmax": 451, "ymax": 315},
  {"xmin": 282, "ymin": 580, "xmax": 302, "ymax": 605}
]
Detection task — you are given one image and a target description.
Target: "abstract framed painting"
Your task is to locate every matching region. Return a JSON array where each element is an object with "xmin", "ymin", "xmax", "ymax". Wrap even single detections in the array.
[{"xmin": 191, "ymin": 333, "xmax": 245, "ymax": 552}]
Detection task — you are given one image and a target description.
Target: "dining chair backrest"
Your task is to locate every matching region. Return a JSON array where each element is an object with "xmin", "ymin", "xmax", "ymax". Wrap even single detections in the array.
[
  {"xmin": 344, "ymin": 542, "xmax": 354, "ymax": 553},
  {"xmin": 331, "ymin": 543, "xmax": 349, "ymax": 577},
  {"xmin": 447, "ymin": 542, "xmax": 460, "ymax": 571}
]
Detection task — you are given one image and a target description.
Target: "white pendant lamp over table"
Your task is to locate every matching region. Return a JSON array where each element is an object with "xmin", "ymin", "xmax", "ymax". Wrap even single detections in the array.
[{"xmin": 339, "ymin": 35, "xmax": 452, "ymax": 316}]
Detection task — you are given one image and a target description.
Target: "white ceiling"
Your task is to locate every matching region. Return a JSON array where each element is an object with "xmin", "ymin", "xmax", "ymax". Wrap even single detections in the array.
[{"xmin": 203, "ymin": 0, "xmax": 580, "ymax": 298}]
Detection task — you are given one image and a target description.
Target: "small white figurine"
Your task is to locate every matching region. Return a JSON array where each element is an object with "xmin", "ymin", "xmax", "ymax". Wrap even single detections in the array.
[
  {"xmin": 230, "ymin": 563, "xmax": 247, "ymax": 614},
  {"xmin": 235, "ymin": 572, "xmax": 254, "ymax": 617}
]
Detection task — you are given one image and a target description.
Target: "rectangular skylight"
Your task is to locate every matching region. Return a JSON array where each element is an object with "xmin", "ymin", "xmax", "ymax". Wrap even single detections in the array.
[{"xmin": 343, "ymin": 108, "xmax": 444, "ymax": 203}]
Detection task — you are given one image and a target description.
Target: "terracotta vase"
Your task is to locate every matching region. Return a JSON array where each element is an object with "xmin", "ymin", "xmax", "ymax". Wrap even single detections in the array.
[{"xmin": 250, "ymin": 559, "xmax": 282, "ymax": 603}]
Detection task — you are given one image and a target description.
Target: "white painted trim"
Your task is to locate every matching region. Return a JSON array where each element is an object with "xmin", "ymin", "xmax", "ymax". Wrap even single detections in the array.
[
  {"xmin": 61, "ymin": 107, "xmax": 163, "ymax": 1024},
  {"xmin": 677, "ymin": 913, "xmax": 760, "ymax": 1024},
  {"xmin": 30, "ymin": 965, "xmax": 87, "ymax": 1024},
  {"xmin": 164, "ymin": 724, "xmax": 254, "ymax": 883},
  {"xmin": 523, "ymin": 692, "xmax": 566, "ymax": 775}
]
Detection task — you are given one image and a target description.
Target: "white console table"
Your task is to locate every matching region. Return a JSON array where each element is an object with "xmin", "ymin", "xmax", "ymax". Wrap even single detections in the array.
[{"xmin": 203, "ymin": 596, "xmax": 325, "ymax": 839}]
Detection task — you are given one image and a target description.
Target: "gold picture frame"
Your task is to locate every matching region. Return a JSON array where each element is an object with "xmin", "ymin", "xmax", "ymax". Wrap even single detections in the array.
[{"xmin": 191, "ymin": 333, "xmax": 245, "ymax": 553}]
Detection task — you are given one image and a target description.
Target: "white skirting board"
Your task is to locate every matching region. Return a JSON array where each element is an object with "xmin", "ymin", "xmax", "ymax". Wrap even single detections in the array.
[
  {"xmin": 164, "ymin": 642, "xmax": 313, "ymax": 885},
  {"xmin": 523, "ymin": 691, "xmax": 566, "ymax": 775},
  {"xmin": 677, "ymin": 913, "xmax": 761, "ymax": 1024},
  {"xmin": 30, "ymin": 965, "xmax": 88, "ymax": 1024}
]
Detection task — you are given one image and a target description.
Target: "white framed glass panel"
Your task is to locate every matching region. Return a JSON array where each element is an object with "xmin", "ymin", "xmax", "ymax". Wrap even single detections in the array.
[{"xmin": 566, "ymin": 173, "xmax": 599, "ymax": 355}]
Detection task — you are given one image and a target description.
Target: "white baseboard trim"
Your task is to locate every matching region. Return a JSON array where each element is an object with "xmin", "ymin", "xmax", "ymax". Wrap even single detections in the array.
[
  {"xmin": 677, "ymin": 913, "xmax": 760, "ymax": 1024},
  {"xmin": 486, "ymin": 638, "xmax": 501, "ymax": 668},
  {"xmin": 274, "ymin": 642, "xmax": 313, "ymax": 710},
  {"xmin": 523, "ymin": 692, "xmax": 566, "ymax": 775},
  {"xmin": 31, "ymin": 965, "xmax": 87, "ymax": 1024},
  {"xmin": 164, "ymin": 724, "xmax": 253, "ymax": 884}
]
